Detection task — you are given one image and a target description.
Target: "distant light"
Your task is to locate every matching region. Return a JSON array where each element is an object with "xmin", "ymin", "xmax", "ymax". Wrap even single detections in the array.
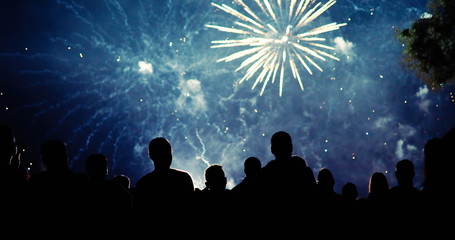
[
  {"xmin": 138, "ymin": 61, "xmax": 153, "ymax": 74},
  {"xmin": 420, "ymin": 12, "xmax": 432, "ymax": 19},
  {"xmin": 169, "ymin": 42, "xmax": 173, "ymax": 47},
  {"xmin": 25, "ymin": 47, "xmax": 28, "ymax": 51},
  {"xmin": 79, "ymin": 53, "xmax": 84, "ymax": 58},
  {"xmin": 67, "ymin": 46, "xmax": 71, "ymax": 50},
  {"xmin": 116, "ymin": 56, "xmax": 121, "ymax": 62}
]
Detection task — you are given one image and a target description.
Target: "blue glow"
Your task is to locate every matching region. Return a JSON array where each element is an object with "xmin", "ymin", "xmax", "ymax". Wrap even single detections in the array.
[{"xmin": 1, "ymin": 0, "xmax": 454, "ymax": 198}]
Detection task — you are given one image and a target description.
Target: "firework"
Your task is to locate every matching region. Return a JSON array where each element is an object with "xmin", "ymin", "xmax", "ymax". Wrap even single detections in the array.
[{"xmin": 206, "ymin": 0, "xmax": 347, "ymax": 96}]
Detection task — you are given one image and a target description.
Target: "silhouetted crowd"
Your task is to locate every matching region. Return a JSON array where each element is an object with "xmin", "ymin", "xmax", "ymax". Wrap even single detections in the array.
[{"xmin": 1, "ymin": 124, "xmax": 454, "ymax": 236}]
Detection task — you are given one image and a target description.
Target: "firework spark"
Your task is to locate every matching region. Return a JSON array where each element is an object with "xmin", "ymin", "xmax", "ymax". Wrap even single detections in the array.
[{"xmin": 206, "ymin": 0, "xmax": 347, "ymax": 96}]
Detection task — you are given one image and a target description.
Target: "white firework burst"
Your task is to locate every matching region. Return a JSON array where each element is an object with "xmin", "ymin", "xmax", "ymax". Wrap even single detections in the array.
[{"xmin": 205, "ymin": 0, "xmax": 347, "ymax": 96}]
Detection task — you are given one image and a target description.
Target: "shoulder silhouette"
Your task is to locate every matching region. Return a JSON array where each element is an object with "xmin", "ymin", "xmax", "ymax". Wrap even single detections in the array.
[
  {"xmin": 134, "ymin": 137, "xmax": 195, "ymax": 216},
  {"xmin": 256, "ymin": 131, "xmax": 315, "ymax": 209},
  {"xmin": 83, "ymin": 153, "xmax": 132, "ymax": 219},
  {"xmin": 388, "ymin": 159, "xmax": 420, "ymax": 203},
  {"xmin": 316, "ymin": 167, "xmax": 341, "ymax": 204},
  {"xmin": 231, "ymin": 156, "xmax": 261, "ymax": 197},
  {"xmin": 26, "ymin": 139, "xmax": 86, "ymax": 224}
]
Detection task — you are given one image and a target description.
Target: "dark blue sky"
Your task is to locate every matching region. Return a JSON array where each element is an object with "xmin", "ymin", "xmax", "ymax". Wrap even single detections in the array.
[{"xmin": 1, "ymin": 0, "xmax": 454, "ymax": 198}]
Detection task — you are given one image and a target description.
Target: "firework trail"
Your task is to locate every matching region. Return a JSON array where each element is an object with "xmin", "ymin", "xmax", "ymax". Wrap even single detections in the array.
[{"xmin": 206, "ymin": 0, "xmax": 347, "ymax": 96}]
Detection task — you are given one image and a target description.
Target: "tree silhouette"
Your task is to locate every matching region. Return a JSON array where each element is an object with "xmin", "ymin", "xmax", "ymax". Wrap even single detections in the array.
[{"xmin": 397, "ymin": 0, "xmax": 455, "ymax": 90}]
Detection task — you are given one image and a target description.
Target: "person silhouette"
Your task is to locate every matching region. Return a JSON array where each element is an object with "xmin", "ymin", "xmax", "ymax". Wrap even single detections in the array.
[
  {"xmin": 198, "ymin": 164, "xmax": 231, "ymax": 198},
  {"xmin": 418, "ymin": 134, "xmax": 455, "ymax": 229},
  {"xmin": 388, "ymin": 159, "xmax": 420, "ymax": 203},
  {"xmin": 384, "ymin": 158, "xmax": 422, "ymax": 228},
  {"xmin": 194, "ymin": 164, "xmax": 234, "ymax": 229},
  {"xmin": 420, "ymin": 137, "xmax": 447, "ymax": 201},
  {"xmin": 255, "ymin": 131, "xmax": 312, "ymax": 209},
  {"xmin": 365, "ymin": 171, "xmax": 390, "ymax": 216},
  {"xmin": 26, "ymin": 139, "xmax": 86, "ymax": 226},
  {"xmin": 83, "ymin": 153, "xmax": 132, "ymax": 219},
  {"xmin": 417, "ymin": 129, "xmax": 455, "ymax": 234},
  {"xmin": 231, "ymin": 156, "xmax": 261, "ymax": 198},
  {"xmin": 316, "ymin": 167, "xmax": 341, "ymax": 204},
  {"xmin": 341, "ymin": 182, "xmax": 359, "ymax": 203},
  {"xmin": 133, "ymin": 137, "xmax": 195, "ymax": 216},
  {"xmin": 367, "ymin": 171, "xmax": 389, "ymax": 202}
]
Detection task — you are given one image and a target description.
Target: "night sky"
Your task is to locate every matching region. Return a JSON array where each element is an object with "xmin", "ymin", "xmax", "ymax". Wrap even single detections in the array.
[{"xmin": 1, "ymin": 0, "xmax": 454, "ymax": 198}]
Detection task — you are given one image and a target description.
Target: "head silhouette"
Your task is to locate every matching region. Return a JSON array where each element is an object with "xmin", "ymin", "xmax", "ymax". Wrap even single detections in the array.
[
  {"xmin": 85, "ymin": 153, "xmax": 108, "ymax": 180},
  {"xmin": 271, "ymin": 131, "xmax": 293, "ymax": 160},
  {"xmin": 368, "ymin": 172, "xmax": 389, "ymax": 195},
  {"xmin": 341, "ymin": 182, "xmax": 358, "ymax": 201},
  {"xmin": 40, "ymin": 139, "xmax": 69, "ymax": 171},
  {"xmin": 204, "ymin": 164, "xmax": 227, "ymax": 192},
  {"xmin": 148, "ymin": 137, "xmax": 172, "ymax": 171},
  {"xmin": 317, "ymin": 167, "xmax": 335, "ymax": 191},
  {"xmin": 395, "ymin": 159, "xmax": 415, "ymax": 186},
  {"xmin": 244, "ymin": 156, "xmax": 261, "ymax": 178},
  {"xmin": 113, "ymin": 174, "xmax": 131, "ymax": 190}
]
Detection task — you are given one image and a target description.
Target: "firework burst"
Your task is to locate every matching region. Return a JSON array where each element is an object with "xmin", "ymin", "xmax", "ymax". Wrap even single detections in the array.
[{"xmin": 206, "ymin": 0, "xmax": 347, "ymax": 96}]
